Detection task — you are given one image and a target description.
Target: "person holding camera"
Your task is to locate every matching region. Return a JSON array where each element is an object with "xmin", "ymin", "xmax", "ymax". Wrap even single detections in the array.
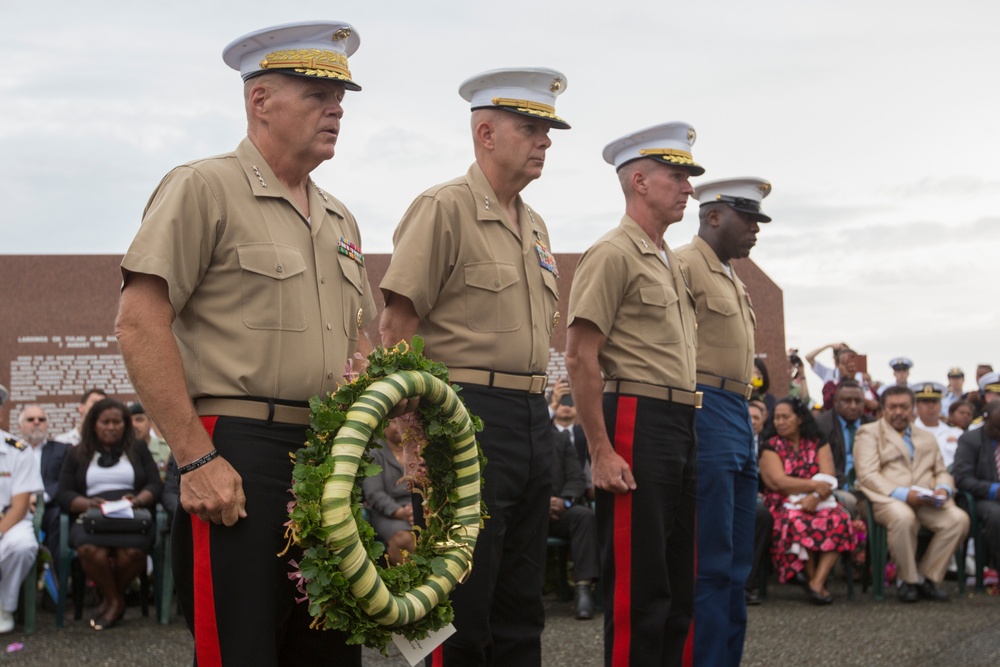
[{"xmin": 788, "ymin": 349, "xmax": 811, "ymax": 405}]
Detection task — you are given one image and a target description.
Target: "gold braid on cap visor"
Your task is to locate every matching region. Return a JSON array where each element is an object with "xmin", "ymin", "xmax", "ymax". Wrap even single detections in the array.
[
  {"xmin": 638, "ymin": 147, "xmax": 700, "ymax": 167},
  {"xmin": 491, "ymin": 97, "xmax": 566, "ymax": 123},
  {"xmin": 259, "ymin": 49, "xmax": 352, "ymax": 81}
]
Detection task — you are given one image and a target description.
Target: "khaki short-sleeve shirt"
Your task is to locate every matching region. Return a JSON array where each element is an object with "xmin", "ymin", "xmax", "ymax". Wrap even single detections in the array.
[
  {"xmin": 568, "ymin": 215, "xmax": 697, "ymax": 390},
  {"xmin": 121, "ymin": 137, "xmax": 377, "ymax": 402},
  {"xmin": 676, "ymin": 236, "xmax": 756, "ymax": 383},
  {"xmin": 380, "ymin": 163, "xmax": 559, "ymax": 374}
]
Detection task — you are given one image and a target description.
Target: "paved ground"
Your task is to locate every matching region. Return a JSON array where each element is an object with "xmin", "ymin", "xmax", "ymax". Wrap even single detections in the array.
[{"xmin": 1, "ymin": 578, "xmax": 996, "ymax": 665}]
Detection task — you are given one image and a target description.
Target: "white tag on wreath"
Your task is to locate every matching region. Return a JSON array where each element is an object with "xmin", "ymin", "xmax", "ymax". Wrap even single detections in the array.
[{"xmin": 393, "ymin": 623, "xmax": 457, "ymax": 666}]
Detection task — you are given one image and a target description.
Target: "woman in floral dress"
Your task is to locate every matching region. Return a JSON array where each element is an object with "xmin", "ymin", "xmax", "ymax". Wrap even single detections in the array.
[{"xmin": 760, "ymin": 398, "xmax": 856, "ymax": 604}]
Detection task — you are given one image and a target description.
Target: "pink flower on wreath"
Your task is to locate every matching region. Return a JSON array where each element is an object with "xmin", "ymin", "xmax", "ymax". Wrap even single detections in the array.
[{"xmin": 287, "ymin": 559, "xmax": 309, "ymax": 604}]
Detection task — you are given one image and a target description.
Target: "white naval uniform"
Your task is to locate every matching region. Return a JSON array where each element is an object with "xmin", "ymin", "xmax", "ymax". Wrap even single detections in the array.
[
  {"xmin": 0, "ymin": 430, "xmax": 43, "ymax": 613},
  {"xmin": 914, "ymin": 418, "xmax": 963, "ymax": 470}
]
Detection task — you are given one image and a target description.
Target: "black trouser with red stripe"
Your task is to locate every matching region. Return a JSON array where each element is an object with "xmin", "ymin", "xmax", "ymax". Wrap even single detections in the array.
[
  {"xmin": 172, "ymin": 416, "xmax": 360, "ymax": 667},
  {"xmin": 597, "ymin": 394, "xmax": 697, "ymax": 667},
  {"xmin": 428, "ymin": 384, "xmax": 553, "ymax": 667}
]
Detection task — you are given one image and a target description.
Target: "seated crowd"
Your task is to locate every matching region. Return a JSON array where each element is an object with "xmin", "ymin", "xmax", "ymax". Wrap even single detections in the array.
[
  {"xmin": 1, "ymin": 346, "xmax": 996, "ymax": 636},
  {"xmin": 1, "ymin": 388, "xmax": 168, "ymax": 633},
  {"xmin": 741, "ymin": 346, "xmax": 997, "ymax": 604}
]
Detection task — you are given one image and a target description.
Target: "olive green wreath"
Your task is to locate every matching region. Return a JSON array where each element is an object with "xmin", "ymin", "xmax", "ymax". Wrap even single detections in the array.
[{"xmin": 285, "ymin": 337, "xmax": 486, "ymax": 652}]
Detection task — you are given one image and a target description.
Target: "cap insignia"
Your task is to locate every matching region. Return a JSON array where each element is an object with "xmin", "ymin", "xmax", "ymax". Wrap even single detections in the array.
[
  {"xmin": 550, "ymin": 77, "xmax": 563, "ymax": 93},
  {"xmin": 687, "ymin": 127, "xmax": 696, "ymax": 143},
  {"xmin": 491, "ymin": 97, "xmax": 558, "ymax": 118},
  {"xmin": 759, "ymin": 183, "xmax": 771, "ymax": 195},
  {"xmin": 331, "ymin": 27, "xmax": 352, "ymax": 41},
  {"xmin": 638, "ymin": 147, "xmax": 697, "ymax": 166},
  {"xmin": 259, "ymin": 49, "xmax": 351, "ymax": 81}
]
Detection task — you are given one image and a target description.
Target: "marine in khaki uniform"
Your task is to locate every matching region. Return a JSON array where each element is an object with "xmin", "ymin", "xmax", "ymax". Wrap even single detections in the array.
[
  {"xmin": 676, "ymin": 177, "xmax": 771, "ymax": 667},
  {"xmin": 379, "ymin": 68, "xmax": 569, "ymax": 667},
  {"xmin": 566, "ymin": 122, "xmax": 702, "ymax": 667},
  {"xmin": 116, "ymin": 21, "xmax": 375, "ymax": 665}
]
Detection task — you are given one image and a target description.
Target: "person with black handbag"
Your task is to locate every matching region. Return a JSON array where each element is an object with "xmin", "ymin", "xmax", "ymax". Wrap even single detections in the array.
[{"xmin": 55, "ymin": 398, "xmax": 162, "ymax": 630}]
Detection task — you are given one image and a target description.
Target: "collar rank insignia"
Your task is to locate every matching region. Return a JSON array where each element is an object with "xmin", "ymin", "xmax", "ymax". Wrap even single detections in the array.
[
  {"xmin": 338, "ymin": 237, "xmax": 365, "ymax": 266},
  {"xmin": 4, "ymin": 436, "xmax": 25, "ymax": 451},
  {"xmin": 534, "ymin": 242, "xmax": 559, "ymax": 278}
]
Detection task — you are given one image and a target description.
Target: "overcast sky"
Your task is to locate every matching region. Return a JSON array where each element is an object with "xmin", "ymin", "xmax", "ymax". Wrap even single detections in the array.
[{"xmin": 2, "ymin": 1, "xmax": 997, "ymax": 397}]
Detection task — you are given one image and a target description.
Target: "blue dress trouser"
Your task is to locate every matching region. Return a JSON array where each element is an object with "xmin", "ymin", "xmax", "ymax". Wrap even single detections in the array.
[{"xmin": 688, "ymin": 385, "xmax": 757, "ymax": 667}]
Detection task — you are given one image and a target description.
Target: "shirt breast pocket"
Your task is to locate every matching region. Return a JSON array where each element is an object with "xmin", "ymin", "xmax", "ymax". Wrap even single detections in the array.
[
  {"xmin": 638, "ymin": 284, "xmax": 681, "ymax": 344},
  {"xmin": 704, "ymin": 295, "xmax": 740, "ymax": 348},
  {"xmin": 237, "ymin": 243, "xmax": 307, "ymax": 331},
  {"xmin": 337, "ymin": 254, "xmax": 364, "ymax": 340},
  {"xmin": 464, "ymin": 262, "xmax": 521, "ymax": 333}
]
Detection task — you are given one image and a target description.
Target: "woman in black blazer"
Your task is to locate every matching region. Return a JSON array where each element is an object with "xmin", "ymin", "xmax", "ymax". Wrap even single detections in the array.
[{"xmin": 55, "ymin": 398, "xmax": 162, "ymax": 630}]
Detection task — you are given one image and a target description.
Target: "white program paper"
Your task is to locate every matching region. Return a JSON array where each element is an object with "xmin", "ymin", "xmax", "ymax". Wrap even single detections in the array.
[{"xmin": 100, "ymin": 499, "xmax": 135, "ymax": 518}]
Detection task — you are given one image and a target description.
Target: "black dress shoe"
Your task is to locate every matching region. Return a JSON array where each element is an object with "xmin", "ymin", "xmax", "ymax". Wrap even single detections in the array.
[
  {"xmin": 745, "ymin": 589, "xmax": 762, "ymax": 606},
  {"xmin": 917, "ymin": 579, "xmax": 949, "ymax": 601},
  {"xmin": 805, "ymin": 586, "xmax": 833, "ymax": 606},
  {"xmin": 897, "ymin": 582, "xmax": 919, "ymax": 603},
  {"xmin": 574, "ymin": 584, "xmax": 595, "ymax": 620}
]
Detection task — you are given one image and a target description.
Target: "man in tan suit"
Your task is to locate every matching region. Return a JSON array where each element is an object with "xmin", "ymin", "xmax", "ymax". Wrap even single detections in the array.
[{"xmin": 855, "ymin": 385, "xmax": 969, "ymax": 602}]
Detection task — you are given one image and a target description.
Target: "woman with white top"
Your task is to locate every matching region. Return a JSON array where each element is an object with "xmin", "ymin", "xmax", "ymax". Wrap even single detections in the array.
[{"xmin": 56, "ymin": 398, "xmax": 162, "ymax": 630}]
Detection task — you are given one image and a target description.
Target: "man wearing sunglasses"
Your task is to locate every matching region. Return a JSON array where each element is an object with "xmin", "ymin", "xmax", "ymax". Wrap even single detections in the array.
[{"xmin": 17, "ymin": 405, "xmax": 69, "ymax": 574}]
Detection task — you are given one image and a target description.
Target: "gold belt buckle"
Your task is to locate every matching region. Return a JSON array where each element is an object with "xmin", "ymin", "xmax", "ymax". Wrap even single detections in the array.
[
  {"xmin": 743, "ymin": 385, "xmax": 753, "ymax": 400},
  {"xmin": 694, "ymin": 391, "xmax": 704, "ymax": 409},
  {"xmin": 528, "ymin": 375, "xmax": 548, "ymax": 394}
]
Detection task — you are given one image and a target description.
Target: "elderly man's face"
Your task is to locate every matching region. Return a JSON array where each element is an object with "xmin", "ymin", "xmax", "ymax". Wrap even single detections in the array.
[
  {"xmin": 18, "ymin": 405, "xmax": 49, "ymax": 446},
  {"xmin": 266, "ymin": 76, "xmax": 346, "ymax": 167},
  {"xmin": 884, "ymin": 394, "xmax": 914, "ymax": 432},
  {"xmin": 646, "ymin": 162, "xmax": 694, "ymax": 225},
  {"xmin": 490, "ymin": 112, "xmax": 553, "ymax": 185}
]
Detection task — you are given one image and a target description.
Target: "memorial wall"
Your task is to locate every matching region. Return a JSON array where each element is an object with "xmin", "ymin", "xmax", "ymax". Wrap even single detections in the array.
[{"xmin": 0, "ymin": 254, "xmax": 787, "ymax": 434}]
